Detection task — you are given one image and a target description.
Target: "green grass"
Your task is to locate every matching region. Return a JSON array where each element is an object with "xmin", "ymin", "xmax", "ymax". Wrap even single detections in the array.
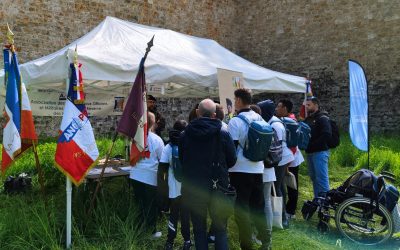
[{"xmin": 0, "ymin": 134, "xmax": 399, "ymax": 249}]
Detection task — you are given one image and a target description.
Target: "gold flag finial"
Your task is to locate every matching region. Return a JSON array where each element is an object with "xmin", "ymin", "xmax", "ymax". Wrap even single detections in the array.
[
  {"xmin": 74, "ymin": 44, "xmax": 78, "ymax": 66},
  {"xmin": 6, "ymin": 23, "xmax": 14, "ymax": 45}
]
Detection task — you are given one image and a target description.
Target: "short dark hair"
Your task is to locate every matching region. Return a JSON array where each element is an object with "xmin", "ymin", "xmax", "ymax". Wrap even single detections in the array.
[
  {"xmin": 234, "ymin": 88, "xmax": 252, "ymax": 105},
  {"xmin": 147, "ymin": 95, "xmax": 156, "ymax": 101},
  {"xmin": 173, "ymin": 120, "xmax": 188, "ymax": 132},
  {"xmin": 279, "ymin": 99, "xmax": 293, "ymax": 113},
  {"xmin": 216, "ymin": 104, "xmax": 224, "ymax": 121},
  {"xmin": 306, "ymin": 96, "xmax": 320, "ymax": 106},
  {"xmin": 250, "ymin": 104, "xmax": 261, "ymax": 115}
]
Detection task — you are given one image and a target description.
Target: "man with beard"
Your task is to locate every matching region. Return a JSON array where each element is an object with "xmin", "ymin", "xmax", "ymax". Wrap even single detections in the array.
[
  {"xmin": 147, "ymin": 95, "xmax": 166, "ymax": 139},
  {"xmin": 304, "ymin": 96, "xmax": 332, "ymax": 198}
]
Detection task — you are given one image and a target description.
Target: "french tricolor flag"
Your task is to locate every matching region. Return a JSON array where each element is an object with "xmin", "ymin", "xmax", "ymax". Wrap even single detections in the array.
[
  {"xmin": 55, "ymin": 62, "xmax": 99, "ymax": 185},
  {"xmin": 1, "ymin": 48, "xmax": 37, "ymax": 173}
]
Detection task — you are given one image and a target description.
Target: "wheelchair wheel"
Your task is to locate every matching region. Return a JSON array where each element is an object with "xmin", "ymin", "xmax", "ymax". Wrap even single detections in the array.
[{"xmin": 335, "ymin": 197, "xmax": 394, "ymax": 245}]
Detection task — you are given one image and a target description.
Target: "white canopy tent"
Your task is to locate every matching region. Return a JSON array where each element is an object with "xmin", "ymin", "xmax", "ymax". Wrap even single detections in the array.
[{"xmin": 0, "ymin": 16, "xmax": 306, "ymax": 97}]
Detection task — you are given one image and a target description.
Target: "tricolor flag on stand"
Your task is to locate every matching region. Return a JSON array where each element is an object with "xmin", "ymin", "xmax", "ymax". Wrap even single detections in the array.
[
  {"xmin": 299, "ymin": 79, "xmax": 313, "ymax": 120},
  {"xmin": 117, "ymin": 59, "xmax": 149, "ymax": 165},
  {"xmin": 1, "ymin": 47, "xmax": 37, "ymax": 173},
  {"xmin": 55, "ymin": 62, "xmax": 99, "ymax": 185}
]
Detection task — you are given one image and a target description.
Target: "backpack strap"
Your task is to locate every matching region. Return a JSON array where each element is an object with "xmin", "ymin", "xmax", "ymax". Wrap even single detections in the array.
[{"xmin": 237, "ymin": 114, "xmax": 251, "ymax": 125}]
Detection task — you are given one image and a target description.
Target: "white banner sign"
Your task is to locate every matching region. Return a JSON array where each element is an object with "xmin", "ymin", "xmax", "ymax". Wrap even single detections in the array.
[{"xmin": 0, "ymin": 89, "xmax": 129, "ymax": 117}]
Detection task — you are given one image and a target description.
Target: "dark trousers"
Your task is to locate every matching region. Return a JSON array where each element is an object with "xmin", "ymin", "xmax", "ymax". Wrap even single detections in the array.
[
  {"xmin": 167, "ymin": 196, "xmax": 191, "ymax": 243},
  {"xmin": 274, "ymin": 164, "xmax": 289, "ymax": 224},
  {"xmin": 230, "ymin": 172, "xmax": 267, "ymax": 250},
  {"xmin": 286, "ymin": 167, "xmax": 299, "ymax": 215},
  {"xmin": 131, "ymin": 179, "xmax": 158, "ymax": 233},
  {"xmin": 184, "ymin": 187, "xmax": 229, "ymax": 250}
]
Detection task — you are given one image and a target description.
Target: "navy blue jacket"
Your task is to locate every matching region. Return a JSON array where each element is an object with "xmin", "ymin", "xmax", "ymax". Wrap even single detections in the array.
[{"xmin": 179, "ymin": 117, "xmax": 237, "ymax": 192}]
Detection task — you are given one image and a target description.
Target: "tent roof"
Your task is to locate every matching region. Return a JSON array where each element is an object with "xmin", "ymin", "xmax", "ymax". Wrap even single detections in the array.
[{"xmin": 0, "ymin": 16, "xmax": 306, "ymax": 97}]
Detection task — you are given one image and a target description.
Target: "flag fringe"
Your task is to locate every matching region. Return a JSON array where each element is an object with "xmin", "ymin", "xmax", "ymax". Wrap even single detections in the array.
[{"xmin": 54, "ymin": 158, "xmax": 99, "ymax": 186}]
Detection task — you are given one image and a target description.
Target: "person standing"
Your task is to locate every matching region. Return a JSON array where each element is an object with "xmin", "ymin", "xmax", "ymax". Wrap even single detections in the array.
[
  {"xmin": 147, "ymin": 95, "xmax": 166, "ymax": 139},
  {"xmin": 159, "ymin": 120, "xmax": 192, "ymax": 250},
  {"xmin": 258, "ymin": 99, "xmax": 294, "ymax": 229},
  {"xmin": 275, "ymin": 99, "xmax": 304, "ymax": 219},
  {"xmin": 228, "ymin": 88, "xmax": 269, "ymax": 250},
  {"xmin": 129, "ymin": 111, "xmax": 164, "ymax": 238},
  {"xmin": 304, "ymin": 97, "xmax": 332, "ymax": 198},
  {"xmin": 179, "ymin": 99, "xmax": 237, "ymax": 250}
]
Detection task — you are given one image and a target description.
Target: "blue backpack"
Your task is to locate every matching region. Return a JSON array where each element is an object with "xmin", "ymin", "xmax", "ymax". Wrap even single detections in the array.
[
  {"xmin": 237, "ymin": 114, "xmax": 274, "ymax": 162},
  {"xmin": 281, "ymin": 117, "xmax": 299, "ymax": 148},
  {"xmin": 297, "ymin": 121, "xmax": 311, "ymax": 150},
  {"xmin": 170, "ymin": 144, "xmax": 183, "ymax": 182}
]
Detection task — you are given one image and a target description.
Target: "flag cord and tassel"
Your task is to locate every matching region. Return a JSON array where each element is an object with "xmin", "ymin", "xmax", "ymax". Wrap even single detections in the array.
[{"xmin": 87, "ymin": 130, "xmax": 118, "ymax": 216}]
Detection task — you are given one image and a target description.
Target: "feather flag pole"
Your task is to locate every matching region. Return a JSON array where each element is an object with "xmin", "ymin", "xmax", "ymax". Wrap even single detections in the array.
[{"xmin": 88, "ymin": 35, "xmax": 155, "ymax": 216}]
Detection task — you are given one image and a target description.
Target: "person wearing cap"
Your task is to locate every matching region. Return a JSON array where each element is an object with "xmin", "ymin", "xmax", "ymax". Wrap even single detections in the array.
[
  {"xmin": 304, "ymin": 96, "xmax": 332, "ymax": 198},
  {"xmin": 147, "ymin": 95, "xmax": 166, "ymax": 140}
]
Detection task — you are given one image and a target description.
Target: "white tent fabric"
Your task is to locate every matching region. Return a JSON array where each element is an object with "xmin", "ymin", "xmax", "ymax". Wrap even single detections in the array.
[{"xmin": 0, "ymin": 16, "xmax": 306, "ymax": 97}]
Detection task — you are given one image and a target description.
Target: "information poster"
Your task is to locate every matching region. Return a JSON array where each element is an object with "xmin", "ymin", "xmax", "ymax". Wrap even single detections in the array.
[{"xmin": 217, "ymin": 68, "xmax": 243, "ymax": 123}]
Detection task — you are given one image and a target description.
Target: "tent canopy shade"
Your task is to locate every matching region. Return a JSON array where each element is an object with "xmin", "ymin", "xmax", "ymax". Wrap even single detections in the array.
[{"xmin": 0, "ymin": 16, "xmax": 306, "ymax": 97}]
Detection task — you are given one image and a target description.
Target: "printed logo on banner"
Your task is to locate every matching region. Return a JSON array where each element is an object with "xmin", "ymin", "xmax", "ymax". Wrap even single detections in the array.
[
  {"xmin": 58, "ymin": 117, "xmax": 88, "ymax": 143},
  {"xmin": 59, "ymin": 93, "xmax": 67, "ymax": 100}
]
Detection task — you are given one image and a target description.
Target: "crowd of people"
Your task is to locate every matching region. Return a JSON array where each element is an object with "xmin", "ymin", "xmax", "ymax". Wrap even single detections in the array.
[{"xmin": 129, "ymin": 90, "xmax": 333, "ymax": 250}]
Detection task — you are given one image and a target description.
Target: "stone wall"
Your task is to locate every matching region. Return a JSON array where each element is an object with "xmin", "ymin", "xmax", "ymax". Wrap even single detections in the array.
[
  {"xmin": 236, "ymin": 0, "xmax": 400, "ymax": 132},
  {"xmin": 0, "ymin": 0, "xmax": 240, "ymax": 63},
  {"xmin": 1, "ymin": 0, "xmax": 399, "ymax": 135}
]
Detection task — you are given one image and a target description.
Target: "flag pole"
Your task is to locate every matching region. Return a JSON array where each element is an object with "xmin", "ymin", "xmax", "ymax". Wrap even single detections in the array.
[
  {"xmin": 87, "ymin": 35, "xmax": 154, "ymax": 216},
  {"xmin": 87, "ymin": 130, "xmax": 118, "ymax": 216},
  {"xmin": 6, "ymin": 24, "xmax": 47, "ymax": 200},
  {"xmin": 64, "ymin": 75, "xmax": 72, "ymax": 249},
  {"xmin": 66, "ymin": 177, "xmax": 72, "ymax": 249},
  {"xmin": 32, "ymin": 141, "xmax": 47, "ymax": 203}
]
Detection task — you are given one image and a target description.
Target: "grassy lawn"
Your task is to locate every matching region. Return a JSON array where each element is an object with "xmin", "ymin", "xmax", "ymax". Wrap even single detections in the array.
[{"xmin": 0, "ymin": 134, "xmax": 399, "ymax": 249}]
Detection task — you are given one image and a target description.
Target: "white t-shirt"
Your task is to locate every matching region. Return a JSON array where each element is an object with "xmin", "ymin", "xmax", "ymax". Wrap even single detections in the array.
[
  {"xmin": 129, "ymin": 132, "xmax": 164, "ymax": 186},
  {"xmin": 269, "ymin": 116, "xmax": 294, "ymax": 166},
  {"xmin": 228, "ymin": 110, "xmax": 264, "ymax": 174},
  {"xmin": 160, "ymin": 144, "xmax": 182, "ymax": 199},
  {"xmin": 289, "ymin": 147, "xmax": 305, "ymax": 168}
]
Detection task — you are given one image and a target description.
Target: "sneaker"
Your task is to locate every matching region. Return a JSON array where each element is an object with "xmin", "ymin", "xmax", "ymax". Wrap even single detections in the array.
[
  {"xmin": 207, "ymin": 235, "xmax": 215, "ymax": 244},
  {"xmin": 152, "ymin": 231, "xmax": 162, "ymax": 238},
  {"xmin": 164, "ymin": 241, "xmax": 173, "ymax": 250},
  {"xmin": 182, "ymin": 240, "xmax": 192, "ymax": 250},
  {"xmin": 287, "ymin": 213, "xmax": 296, "ymax": 219}
]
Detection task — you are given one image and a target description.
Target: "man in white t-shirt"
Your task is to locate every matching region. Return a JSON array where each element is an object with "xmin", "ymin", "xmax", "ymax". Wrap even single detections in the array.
[
  {"xmin": 258, "ymin": 99, "xmax": 294, "ymax": 229},
  {"xmin": 228, "ymin": 88, "xmax": 269, "ymax": 250},
  {"xmin": 276, "ymin": 99, "xmax": 305, "ymax": 219},
  {"xmin": 130, "ymin": 111, "xmax": 164, "ymax": 238}
]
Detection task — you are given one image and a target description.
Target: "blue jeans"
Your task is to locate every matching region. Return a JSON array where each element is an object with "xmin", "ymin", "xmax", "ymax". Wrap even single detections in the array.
[{"xmin": 307, "ymin": 151, "xmax": 330, "ymax": 198}]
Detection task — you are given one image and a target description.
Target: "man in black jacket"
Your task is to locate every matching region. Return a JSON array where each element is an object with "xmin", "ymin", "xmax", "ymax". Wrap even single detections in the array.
[
  {"xmin": 304, "ymin": 97, "xmax": 332, "ymax": 198},
  {"xmin": 179, "ymin": 99, "xmax": 237, "ymax": 250}
]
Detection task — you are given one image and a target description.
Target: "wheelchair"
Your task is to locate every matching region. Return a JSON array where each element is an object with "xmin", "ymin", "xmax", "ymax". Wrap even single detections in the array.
[{"xmin": 302, "ymin": 170, "xmax": 399, "ymax": 246}]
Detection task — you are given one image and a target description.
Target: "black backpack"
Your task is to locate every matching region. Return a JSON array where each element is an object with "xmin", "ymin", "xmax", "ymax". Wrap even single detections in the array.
[
  {"xmin": 264, "ymin": 127, "xmax": 283, "ymax": 168},
  {"xmin": 338, "ymin": 169, "xmax": 378, "ymax": 198},
  {"xmin": 320, "ymin": 115, "xmax": 340, "ymax": 149}
]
